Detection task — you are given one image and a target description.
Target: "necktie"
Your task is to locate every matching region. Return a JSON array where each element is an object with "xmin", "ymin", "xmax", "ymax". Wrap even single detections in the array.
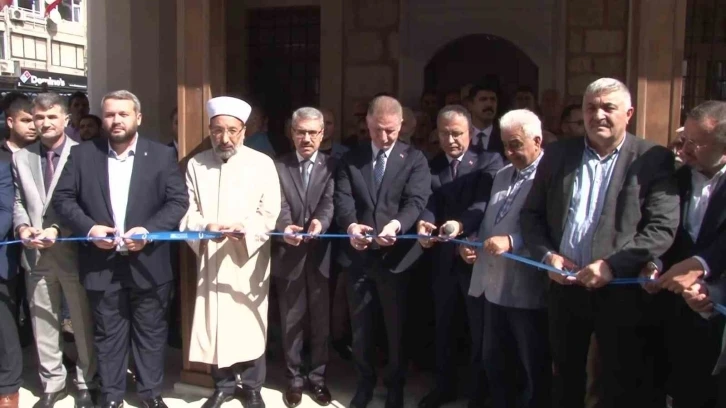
[
  {"xmin": 477, "ymin": 132, "xmax": 486, "ymax": 149},
  {"xmin": 301, "ymin": 159, "xmax": 311, "ymax": 190},
  {"xmin": 450, "ymin": 159, "xmax": 460, "ymax": 179},
  {"xmin": 495, "ymin": 171, "xmax": 528, "ymax": 224},
  {"xmin": 374, "ymin": 149, "xmax": 386, "ymax": 189},
  {"xmin": 44, "ymin": 149, "xmax": 55, "ymax": 193}
]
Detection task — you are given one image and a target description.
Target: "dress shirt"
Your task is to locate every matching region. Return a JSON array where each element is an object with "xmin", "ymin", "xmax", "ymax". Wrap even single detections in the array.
[
  {"xmin": 472, "ymin": 124, "xmax": 493, "ymax": 150},
  {"xmin": 499, "ymin": 152, "xmax": 544, "ymax": 250},
  {"xmin": 64, "ymin": 126, "xmax": 81, "ymax": 143},
  {"xmin": 295, "ymin": 150, "xmax": 318, "ymax": 180},
  {"xmin": 559, "ymin": 137, "xmax": 625, "ymax": 269},
  {"xmin": 108, "ymin": 135, "xmax": 138, "ymax": 250},
  {"xmin": 687, "ymin": 164, "xmax": 726, "ymax": 276},
  {"xmin": 445, "ymin": 154, "xmax": 464, "ymax": 164}
]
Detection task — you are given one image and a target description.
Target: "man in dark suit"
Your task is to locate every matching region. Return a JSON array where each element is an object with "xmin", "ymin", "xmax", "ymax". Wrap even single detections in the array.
[
  {"xmin": 52, "ymin": 90, "xmax": 189, "ymax": 408},
  {"xmin": 416, "ymin": 105, "xmax": 502, "ymax": 408},
  {"xmin": 334, "ymin": 96, "xmax": 431, "ymax": 408},
  {"xmin": 0, "ymin": 159, "xmax": 21, "ymax": 408},
  {"xmin": 272, "ymin": 107, "xmax": 335, "ymax": 408},
  {"xmin": 467, "ymin": 84, "xmax": 504, "ymax": 158},
  {"xmin": 641, "ymin": 100, "xmax": 726, "ymax": 408},
  {"xmin": 520, "ymin": 78, "xmax": 680, "ymax": 408}
]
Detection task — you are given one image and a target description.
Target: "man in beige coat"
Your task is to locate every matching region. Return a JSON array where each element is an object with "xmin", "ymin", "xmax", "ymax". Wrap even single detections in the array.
[{"xmin": 180, "ymin": 96, "xmax": 281, "ymax": 408}]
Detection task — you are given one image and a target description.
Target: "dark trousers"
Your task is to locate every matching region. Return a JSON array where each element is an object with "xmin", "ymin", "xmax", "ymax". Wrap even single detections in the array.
[
  {"xmin": 648, "ymin": 292, "xmax": 723, "ymax": 408},
  {"xmin": 347, "ymin": 260, "xmax": 409, "ymax": 391},
  {"xmin": 482, "ymin": 300, "xmax": 550, "ymax": 408},
  {"xmin": 87, "ymin": 282, "xmax": 172, "ymax": 404},
  {"xmin": 549, "ymin": 284, "xmax": 658, "ymax": 408},
  {"xmin": 275, "ymin": 261, "xmax": 330, "ymax": 388},
  {"xmin": 0, "ymin": 276, "xmax": 22, "ymax": 395},
  {"xmin": 431, "ymin": 265, "xmax": 485, "ymax": 398},
  {"xmin": 212, "ymin": 356, "xmax": 266, "ymax": 393}
]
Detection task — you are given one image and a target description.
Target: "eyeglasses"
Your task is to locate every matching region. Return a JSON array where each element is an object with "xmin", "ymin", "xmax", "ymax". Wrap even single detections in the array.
[
  {"xmin": 682, "ymin": 137, "xmax": 709, "ymax": 150},
  {"xmin": 438, "ymin": 131, "xmax": 466, "ymax": 139},
  {"xmin": 292, "ymin": 128, "xmax": 322, "ymax": 138},
  {"xmin": 210, "ymin": 127, "xmax": 243, "ymax": 138}
]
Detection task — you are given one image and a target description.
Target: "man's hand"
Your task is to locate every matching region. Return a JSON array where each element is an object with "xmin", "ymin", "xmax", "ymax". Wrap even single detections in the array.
[
  {"xmin": 682, "ymin": 282, "xmax": 713, "ymax": 314},
  {"xmin": 417, "ymin": 221, "xmax": 437, "ymax": 248},
  {"xmin": 483, "ymin": 235, "xmax": 511, "ymax": 256},
  {"xmin": 205, "ymin": 223, "xmax": 227, "ymax": 243},
  {"xmin": 221, "ymin": 223, "xmax": 246, "ymax": 241},
  {"xmin": 89, "ymin": 225, "xmax": 118, "ymax": 250},
  {"xmin": 438, "ymin": 220, "xmax": 462, "ymax": 241},
  {"xmin": 32, "ymin": 227, "xmax": 59, "ymax": 249},
  {"xmin": 283, "ymin": 225, "xmax": 304, "ymax": 246},
  {"xmin": 640, "ymin": 262, "xmax": 661, "ymax": 295},
  {"xmin": 575, "ymin": 259, "xmax": 614, "ymax": 289},
  {"xmin": 305, "ymin": 219, "xmax": 322, "ymax": 242},
  {"xmin": 658, "ymin": 257, "xmax": 706, "ymax": 295},
  {"xmin": 19, "ymin": 225, "xmax": 41, "ymax": 249},
  {"xmin": 123, "ymin": 227, "xmax": 150, "ymax": 252},
  {"xmin": 459, "ymin": 243, "xmax": 477, "ymax": 264},
  {"xmin": 545, "ymin": 252, "xmax": 578, "ymax": 286},
  {"xmin": 348, "ymin": 223, "xmax": 374, "ymax": 251},
  {"xmin": 375, "ymin": 221, "xmax": 399, "ymax": 247}
]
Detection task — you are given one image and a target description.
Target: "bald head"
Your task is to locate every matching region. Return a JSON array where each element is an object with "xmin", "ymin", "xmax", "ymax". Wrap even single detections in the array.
[{"xmin": 367, "ymin": 96, "xmax": 403, "ymax": 121}]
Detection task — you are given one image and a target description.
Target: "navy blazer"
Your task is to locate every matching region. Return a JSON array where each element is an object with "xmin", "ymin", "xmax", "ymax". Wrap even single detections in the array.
[
  {"xmin": 52, "ymin": 137, "xmax": 189, "ymax": 291},
  {"xmin": 334, "ymin": 141, "xmax": 431, "ymax": 273},
  {"xmin": 0, "ymin": 160, "xmax": 16, "ymax": 281}
]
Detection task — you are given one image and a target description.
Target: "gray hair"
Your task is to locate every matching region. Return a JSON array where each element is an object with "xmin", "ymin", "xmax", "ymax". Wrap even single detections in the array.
[
  {"xmin": 499, "ymin": 109, "xmax": 542, "ymax": 139},
  {"xmin": 101, "ymin": 90, "xmax": 142, "ymax": 114},
  {"xmin": 688, "ymin": 100, "xmax": 726, "ymax": 144},
  {"xmin": 33, "ymin": 92, "xmax": 67, "ymax": 114},
  {"xmin": 291, "ymin": 107, "xmax": 324, "ymax": 129},
  {"xmin": 583, "ymin": 78, "xmax": 632, "ymax": 109},
  {"xmin": 367, "ymin": 95, "xmax": 403, "ymax": 120},
  {"xmin": 437, "ymin": 104, "xmax": 472, "ymax": 128}
]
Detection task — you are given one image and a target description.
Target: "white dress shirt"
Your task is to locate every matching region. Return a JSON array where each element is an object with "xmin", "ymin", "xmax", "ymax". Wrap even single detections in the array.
[
  {"xmin": 108, "ymin": 135, "xmax": 138, "ymax": 250},
  {"xmin": 472, "ymin": 125, "xmax": 493, "ymax": 150},
  {"xmin": 688, "ymin": 164, "xmax": 726, "ymax": 276}
]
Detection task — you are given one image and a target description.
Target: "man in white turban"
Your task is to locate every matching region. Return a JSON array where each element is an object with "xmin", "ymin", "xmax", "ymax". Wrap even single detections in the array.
[{"xmin": 180, "ymin": 96, "xmax": 281, "ymax": 408}]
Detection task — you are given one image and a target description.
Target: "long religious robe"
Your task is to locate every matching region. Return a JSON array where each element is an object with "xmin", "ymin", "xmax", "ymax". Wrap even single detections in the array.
[{"xmin": 180, "ymin": 146, "xmax": 281, "ymax": 367}]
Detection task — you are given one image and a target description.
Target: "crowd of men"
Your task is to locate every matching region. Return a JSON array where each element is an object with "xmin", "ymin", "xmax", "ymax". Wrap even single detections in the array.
[{"xmin": 0, "ymin": 75, "xmax": 725, "ymax": 408}]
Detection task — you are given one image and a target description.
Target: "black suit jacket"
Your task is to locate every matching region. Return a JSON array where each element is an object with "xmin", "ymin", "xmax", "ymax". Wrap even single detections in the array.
[
  {"xmin": 417, "ymin": 149, "xmax": 503, "ymax": 273},
  {"xmin": 334, "ymin": 141, "xmax": 431, "ymax": 273},
  {"xmin": 659, "ymin": 165, "xmax": 726, "ymax": 280},
  {"xmin": 470, "ymin": 125, "xmax": 505, "ymax": 159},
  {"xmin": 521, "ymin": 134, "xmax": 679, "ymax": 279},
  {"xmin": 52, "ymin": 137, "xmax": 189, "ymax": 291},
  {"xmin": 0, "ymin": 160, "xmax": 16, "ymax": 281},
  {"xmin": 272, "ymin": 151, "xmax": 336, "ymax": 280}
]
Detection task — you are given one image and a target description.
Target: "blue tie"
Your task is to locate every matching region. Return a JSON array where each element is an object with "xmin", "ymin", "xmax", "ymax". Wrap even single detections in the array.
[{"xmin": 374, "ymin": 149, "xmax": 386, "ymax": 189}]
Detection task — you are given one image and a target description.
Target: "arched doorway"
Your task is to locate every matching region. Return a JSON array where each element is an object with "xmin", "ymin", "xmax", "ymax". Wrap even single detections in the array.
[{"xmin": 424, "ymin": 34, "xmax": 539, "ymax": 109}]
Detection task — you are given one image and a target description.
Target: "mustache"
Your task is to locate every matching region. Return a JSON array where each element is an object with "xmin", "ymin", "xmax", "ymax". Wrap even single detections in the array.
[{"xmin": 482, "ymin": 108, "xmax": 494, "ymax": 113}]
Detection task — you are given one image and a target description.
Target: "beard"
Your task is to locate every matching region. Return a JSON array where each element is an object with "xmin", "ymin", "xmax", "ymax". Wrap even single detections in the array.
[
  {"xmin": 212, "ymin": 141, "xmax": 242, "ymax": 161},
  {"xmin": 107, "ymin": 125, "xmax": 138, "ymax": 144}
]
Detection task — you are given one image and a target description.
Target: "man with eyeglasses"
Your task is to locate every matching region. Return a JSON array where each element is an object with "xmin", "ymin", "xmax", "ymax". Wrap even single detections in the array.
[
  {"xmin": 641, "ymin": 100, "xmax": 726, "ymax": 408},
  {"xmin": 559, "ymin": 104, "xmax": 586, "ymax": 139},
  {"xmin": 415, "ymin": 105, "xmax": 502, "ymax": 408},
  {"xmin": 272, "ymin": 107, "xmax": 336, "ymax": 408},
  {"xmin": 180, "ymin": 96, "xmax": 281, "ymax": 408}
]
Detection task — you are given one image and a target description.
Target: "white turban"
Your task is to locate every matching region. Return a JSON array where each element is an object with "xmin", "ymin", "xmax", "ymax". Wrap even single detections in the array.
[{"xmin": 206, "ymin": 96, "xmax": 252, "ymax": 124}]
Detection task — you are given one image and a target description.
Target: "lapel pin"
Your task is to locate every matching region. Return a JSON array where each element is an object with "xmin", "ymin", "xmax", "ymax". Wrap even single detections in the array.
[
  {"xmin": 468, "ymin": 160, "xmax": 473, "ymax": 165},
  {"xmin": 144, "ymin": 152, "xmax": 148, "ymax": 156},
  {"xmin": 400, "ymin": 153, "xmax": 405, "ymax": 159}
]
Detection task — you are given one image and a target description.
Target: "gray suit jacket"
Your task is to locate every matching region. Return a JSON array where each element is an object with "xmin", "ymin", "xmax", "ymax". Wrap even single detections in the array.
[
  {"xmin": 469, "ymin": 162, "xmax": 548, "ymax": 309},
  {"xmin": 12, "ymin": 138, "xmax": 78, "ymax": 272}
]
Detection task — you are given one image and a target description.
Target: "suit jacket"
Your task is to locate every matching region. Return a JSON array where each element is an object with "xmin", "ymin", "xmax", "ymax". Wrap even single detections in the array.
[
  {"xmin": 334, "ymin": 141, "xmax": 431, "ymax": 273},
  {"xmin": 706, "ymin": 276, "xmax": 726, "ymax": 374},
  {"xmin": 521, "ymin": 134, "xmax": 679, "ymax": 279},
  {"xmin": 52, "ymin": 136, "xmax": 189, "ymax": 291},
  {"xmin": 12, "ymin": 138, "xmax": 78, "ymax": 273},
  {"xmin": 470, "ymin": 125, "xmax": 505, "ymax": 159},
  {"xmin": 658, "ymin": 165, "xmax": 726, "ymax": 280},
  {"xmin": 272, "ymin": 151, "xmax": 336, "ymax": 280},
  {"xmin": 417, "ymin": 149, "xmax": 503, "ymax": 275},
  {"xmin": 0, "ymin": 160, "xmax": 16, "ymax": 281}
]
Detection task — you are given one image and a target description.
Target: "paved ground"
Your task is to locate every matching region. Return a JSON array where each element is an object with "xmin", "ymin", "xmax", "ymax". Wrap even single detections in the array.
[{"xmin": 18, "ymin": 345, "xmax": 473, "ymax": 408}]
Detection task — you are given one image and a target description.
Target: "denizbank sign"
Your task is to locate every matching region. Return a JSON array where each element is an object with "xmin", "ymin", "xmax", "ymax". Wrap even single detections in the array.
[{"xmin": 17, "ymin": 69, "xmax": 87, "ymax": 91}]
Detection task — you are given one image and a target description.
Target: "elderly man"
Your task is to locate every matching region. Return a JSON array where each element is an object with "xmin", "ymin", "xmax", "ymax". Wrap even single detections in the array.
[
  {"xmin": 520, "ymin": 78, "xmax": 679, "ymax": 408},
  {"xmin": 459, "ymin": 109, "xmax": 549, "ymax": 408},
  {"xmin": 335, "ymin": 96, "xmax": 431, "ymax": 408},
  {"xmin": 415, "ymin": 105, "xmax": 502, "ymax": 408},
  {"xmin": 273, "ymin": 107, "xmax": 335, "ymax": 408},
  {"xmin": 642, "ymin": 101, "xmax": 726, "ymax": 408},
  {"xmin": 181, "ymin": 96, "xmax": 281, "ymax": 408},
  {"xmin": 13, "ymin": 93, "xmax": 96, "ymax": 408},
  {"xmin": 53, "ymin": 90, "xmax": 189, "ymax": 408}
]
